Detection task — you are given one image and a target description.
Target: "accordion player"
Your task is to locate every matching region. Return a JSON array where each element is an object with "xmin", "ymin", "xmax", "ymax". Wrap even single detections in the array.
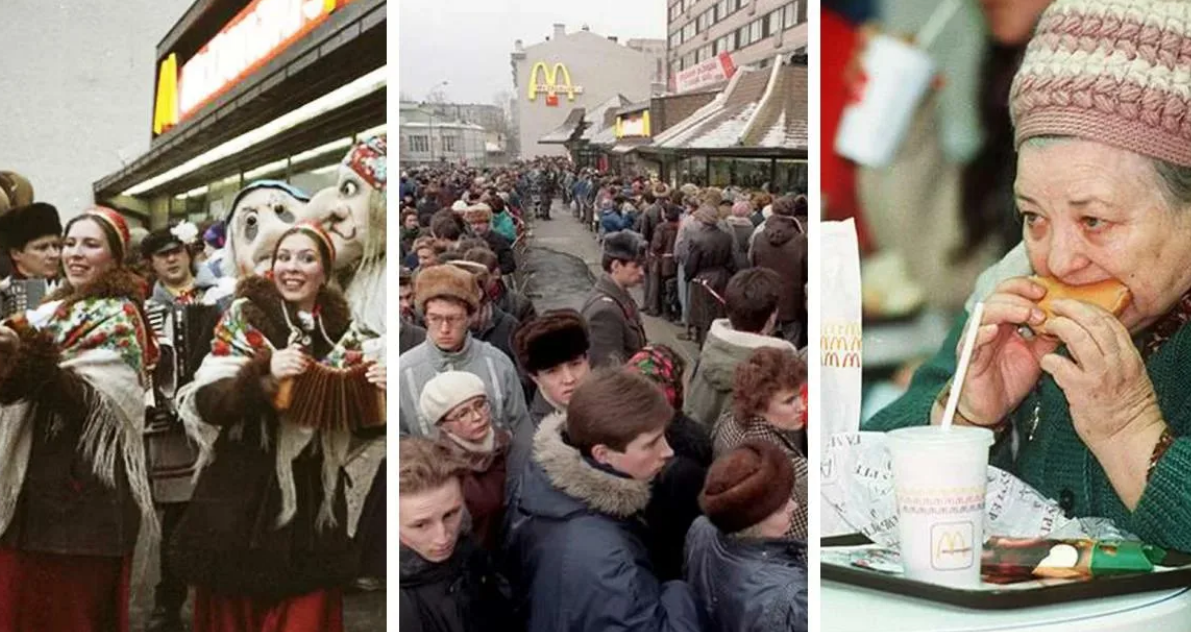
[{"xmin": 0, "ymin": 278, "xmax": 52, "ymax": 320}]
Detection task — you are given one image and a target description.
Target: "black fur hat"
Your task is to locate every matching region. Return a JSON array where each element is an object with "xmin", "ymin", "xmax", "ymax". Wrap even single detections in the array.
[
  {"xmin": 514, "ymin": 309, "xmax": 590, "ymax": 374},
  {"xmin": 0, "ymin": 203, "xmax": 62, "ymax": 251}
]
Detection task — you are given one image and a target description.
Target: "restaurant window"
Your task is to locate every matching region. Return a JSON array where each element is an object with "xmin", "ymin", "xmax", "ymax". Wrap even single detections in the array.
[
  {"xmin": 676, "ymin": 155, "xmax": 708, "ymax": 186},
  {"xmin": 735, "ymin": 158, "xmax": 773, "ymax": 189},
  {"xmin": 774, "ymin": 159, "xmax": 809, "ymax": 195},
  {"xmin": 409, "ymin": 136, "xmax": 430, "ymax": 153},
  {"xmin": 709, "ymin": 158, "xmax": 733, "ymax": 187}
]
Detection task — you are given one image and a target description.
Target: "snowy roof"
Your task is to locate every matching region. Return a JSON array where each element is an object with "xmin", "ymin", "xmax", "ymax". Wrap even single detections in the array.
[
  {"xmin": 539, "ymin": 108, "xmax": 587, "ymax": 144},
  {"xmin": 579, "ymin": 94, "xmax": 632, "ymax": 141},
  {"xmin": 648, "ymin": 60, "xmax": 807, "ymax": 151}
]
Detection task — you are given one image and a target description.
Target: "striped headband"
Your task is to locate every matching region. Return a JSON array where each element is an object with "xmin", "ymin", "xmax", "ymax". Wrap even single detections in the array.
[
  {"xmin": 83, "ymin": 206, "xmax": 131, "ymax": 256},
  {"xmin": 277, "ymin": 221, "xmax": 337, "ymax": 269}
]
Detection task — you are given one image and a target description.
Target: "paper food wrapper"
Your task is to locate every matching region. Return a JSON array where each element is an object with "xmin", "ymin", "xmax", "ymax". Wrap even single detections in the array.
[
  {"xmin": 820, "ymin": 219, "xmax": 864, "ymax": 536},
  {"xmin": 823, "ymin": 431, "xmax": 1134, "ymax": 546}
]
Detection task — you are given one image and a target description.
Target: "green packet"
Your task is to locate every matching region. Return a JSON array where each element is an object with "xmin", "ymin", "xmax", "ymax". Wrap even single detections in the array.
[{"xmin": 982, "ymin": 537, "xmax": 1166, "ymax": 584}]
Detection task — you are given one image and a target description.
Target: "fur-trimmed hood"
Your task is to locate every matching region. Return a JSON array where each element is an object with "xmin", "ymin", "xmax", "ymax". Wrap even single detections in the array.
[
  {"xmin": 233, "ymin": 275, "xmax": 352, "ymax": 350},
  {"xmin": 524, "ymin": 412, "xmax": 651, "ymax": 519}
]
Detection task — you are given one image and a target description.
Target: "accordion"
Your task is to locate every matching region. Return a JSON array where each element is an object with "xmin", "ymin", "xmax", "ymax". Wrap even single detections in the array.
[
  {"xmin": 145, "ymin": 301, "xmax": 224, "ymax": 402},
  {"xmin": 274, "ymin": 363, "xmax": 386, "ymax": 433},
  {"xmin": 0, "ymin": 279, "xmax": 51, "ymax": 320}
]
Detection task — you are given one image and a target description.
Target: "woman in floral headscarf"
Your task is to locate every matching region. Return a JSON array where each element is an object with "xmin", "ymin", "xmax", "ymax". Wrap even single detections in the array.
[
  {"xmin": 0, "ymin": 207, "xmax": 157, "ymax": 631},
  {"xmin": 171, "ymin": 223, "xmax": 385, "ymax": 632},
  {"xmin": 626, "ymin": 344, "xmax": 713, "ymax": 581}
]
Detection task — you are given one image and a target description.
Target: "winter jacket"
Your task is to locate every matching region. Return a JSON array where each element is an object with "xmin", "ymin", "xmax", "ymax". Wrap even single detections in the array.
[
  {"xmin": 651, "ymin": 221, "xmax": 680, "ymax": 279},
  {"xmin": 483, "ymin": 230, "xmax": 517, "ymax": 276},
  {"xmin": 400, "ymin": 535, "xmax": 512, "ymax": 632},
  {"xmin": 438, "ymin": 430, "xmax": 510, "ymax": 552},
  {"xmin": 685, "ymin": 224, "xmax": 737, "ymax": 283},
  {"xmin": 685, "ymin": 319, "xmax": 799, "ymax": 427},
  {"xmin": 400, "ymin": 322, "xmax": 428, "ymax": 355},
  {"xmin": 646, "ymin": 413, "xmax": 712, "ymax": 581},
  {"xmin": 750, "ymin": 216, "xmax": 808, "ymax": 323},
  {"xmin": 473, "ymin": 305, "xmax": 520, "ymax": 368},
  {"xmin": 504, "ymin": 413, "xmax": 704, "ymax": 632},
  {"xmin": 636, "ymin": 202, "xmax": 663, "ymax": 244},
  {"xmin": 492, "ymin": 212, "xmax": 517, "ymax": 243},
  {"xmin": 582, "ymin": 273, "xmax": 647, "ymax": 368},
  {"xmin": 399, "ymin": 335, "xmax": 532, "ymax": 440},
  {"xmin": 494, "ymin": 282, "xmax": 536, "ymax": 323},
  {"xmin": 600, "ymin": 209, "xmax": 635, "ymax": 234},
  {"xmin": 684, "ymin": 517, "xmax": 809, "ymax": 632},
  {"xmin": 712, "ymin": 413, "xmax": 809, "ymax": 540}
]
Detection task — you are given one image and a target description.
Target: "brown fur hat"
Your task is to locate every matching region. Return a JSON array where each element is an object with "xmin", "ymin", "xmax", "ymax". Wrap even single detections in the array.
[
  {"xmin": 699, "ymin": 440, "xmax": 793, "ymax": 534},
  {"xmin": 513, "ymin": 309, "xmax": 590, "ymax": 374},
  {"xmin": 415, "ymin": 263, "xmax": 480, "ymax": 314}
]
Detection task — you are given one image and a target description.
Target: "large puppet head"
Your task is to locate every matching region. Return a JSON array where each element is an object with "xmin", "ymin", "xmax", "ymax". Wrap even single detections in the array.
[
  {"xmin": 303, "ymin": 135, "xmax": 386, "ymax": 274},
  {"xmin": 223, "ymin": 180, "xmax": 310, "ymax": 278}
]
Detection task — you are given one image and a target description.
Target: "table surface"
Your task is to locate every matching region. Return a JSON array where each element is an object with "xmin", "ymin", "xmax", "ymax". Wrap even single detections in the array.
[{"xmin": 822, "ymin": 579, "xmax": 1191, "ymax": 632}]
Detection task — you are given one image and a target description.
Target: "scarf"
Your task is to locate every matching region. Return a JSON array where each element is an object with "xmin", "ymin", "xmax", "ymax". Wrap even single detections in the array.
[
  {"xmin": 177, "ymin": 294, "xmax": 377, "ymax": 532},
  {"xmin": 441, "ymin": 427, "xmax": 508, "ymax": 472}
]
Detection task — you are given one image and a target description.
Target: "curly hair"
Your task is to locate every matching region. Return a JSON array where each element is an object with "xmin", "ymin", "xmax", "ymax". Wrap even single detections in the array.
[
  {"xmin": 732, "ymin": 347, "xmax": 806, "ymax": 424},
  {"xmin": 399, "ymin": 437, "xmax": 466, "ymax": 496}
]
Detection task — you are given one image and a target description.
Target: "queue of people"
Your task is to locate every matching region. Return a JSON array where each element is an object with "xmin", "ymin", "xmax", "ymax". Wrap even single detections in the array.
[{"xmin": 399, "ymin": 158, "xmax": 809, "ymax": 632}]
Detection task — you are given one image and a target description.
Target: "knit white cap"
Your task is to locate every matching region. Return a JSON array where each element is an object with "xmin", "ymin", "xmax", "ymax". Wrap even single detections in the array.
[{"xmin": 419, "ymin": 371, "xmax": 487, "ymax": 425}]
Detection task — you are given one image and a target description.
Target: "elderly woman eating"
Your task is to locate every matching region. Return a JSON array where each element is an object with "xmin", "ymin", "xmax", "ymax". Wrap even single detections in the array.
[{"xmin": 867, "ymin": 0, "xmax": 1191, "ymax": 552}]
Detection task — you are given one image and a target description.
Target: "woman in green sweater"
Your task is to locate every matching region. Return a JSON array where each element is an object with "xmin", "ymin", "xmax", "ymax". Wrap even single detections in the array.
[{"xmin": 867, "ymin": 0, "xmax": 1191, "ymax": 552}]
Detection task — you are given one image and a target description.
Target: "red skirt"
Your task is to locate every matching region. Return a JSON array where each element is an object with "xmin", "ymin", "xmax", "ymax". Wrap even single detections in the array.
[
  {"xmin": 193, "ymin": 587, "xmax": 344, "ymax": 632},
  {"xmin": 0, "ymin": 546, "xmax": 131, "ymax": 632}
]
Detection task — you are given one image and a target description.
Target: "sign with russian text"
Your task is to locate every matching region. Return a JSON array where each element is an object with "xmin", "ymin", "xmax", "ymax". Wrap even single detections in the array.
[
  {"xmin": 153, "ymin": 0, "xmax": 352, "ymax": 136},
  {"xmin": 674, "ymin": 52, "xmax": 736, "ymax": 94}
]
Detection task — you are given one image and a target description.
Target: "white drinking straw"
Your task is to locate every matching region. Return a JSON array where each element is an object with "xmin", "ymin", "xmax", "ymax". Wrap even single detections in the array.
[
  {"xmin": 941, "ymin": 301, "xmax": 985, "ymax": 431},
  {"xmin": 915, "ymin": 0, "xmax": 963, "ymax": 50}
]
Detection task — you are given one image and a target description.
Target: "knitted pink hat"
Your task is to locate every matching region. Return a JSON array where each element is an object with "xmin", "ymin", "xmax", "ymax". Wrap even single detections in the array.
[{"xmin": 1010, "ymin": 0, "xmax": 1191, "ymax": 167}]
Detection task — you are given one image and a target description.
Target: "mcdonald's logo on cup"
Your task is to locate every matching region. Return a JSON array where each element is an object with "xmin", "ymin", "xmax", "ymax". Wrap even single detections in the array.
[
  {"xmin": 528, "ymin": 62, "xmax": 584, "ymax": 104},
  {"xmin": 931, "ymin": 521, "xmax": 975, "ymax": 570}
]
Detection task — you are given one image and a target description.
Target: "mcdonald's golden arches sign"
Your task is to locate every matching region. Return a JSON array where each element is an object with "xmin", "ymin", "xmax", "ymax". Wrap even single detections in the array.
[{"xmin": 527, "ymin": 62, "xmax": 584, "ymax": 107}]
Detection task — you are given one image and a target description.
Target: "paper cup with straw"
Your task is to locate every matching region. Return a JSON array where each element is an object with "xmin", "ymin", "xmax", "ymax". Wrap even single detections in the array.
[{"xmin": 886, "ymin": 302, "xmax": 995, "ymax": 587}]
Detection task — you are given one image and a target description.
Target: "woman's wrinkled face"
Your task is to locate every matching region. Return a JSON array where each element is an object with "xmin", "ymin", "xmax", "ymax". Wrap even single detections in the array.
[
  {"xmin": 763, "ymin": 387, "xmax": 804, "ymax": 431},
  {"xmin": 1016, "ymin": 140, "xmax": 1191, "ymax": 333},
  {"xmin": 399, "ymin": 480, "xmax": 465, "ymax": 563},
  {"xmin": 62, "ymin": 219, "xmax": 116, "ymax": 287},
  {"xmin": 272, "ymin": 233, "xmax": 326, "ymax": 306}
]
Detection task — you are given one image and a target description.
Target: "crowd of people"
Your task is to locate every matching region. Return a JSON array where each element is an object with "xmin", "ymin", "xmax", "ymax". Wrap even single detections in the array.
[
  {"xmin": 398, "ymin": 158, "xmax": 810, "ymax": 631},
  {"xmin": 0, "ymin": 134, "xmax": 388, "ymax": 632}
]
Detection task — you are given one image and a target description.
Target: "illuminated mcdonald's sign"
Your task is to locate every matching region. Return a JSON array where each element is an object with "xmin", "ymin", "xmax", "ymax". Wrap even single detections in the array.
[
  {"xmin": 527, "ymin": 62, "xmax": 584, "ymax": 106},
  {"xmin": 152, "ymin": 0, "xmax": 353, "ymax": 136}
]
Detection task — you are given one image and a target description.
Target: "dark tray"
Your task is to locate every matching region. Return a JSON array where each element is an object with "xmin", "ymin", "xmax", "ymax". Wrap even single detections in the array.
[{"xmin": 822, "ymin": 534, "xmax": 1191, "ymax": 610}]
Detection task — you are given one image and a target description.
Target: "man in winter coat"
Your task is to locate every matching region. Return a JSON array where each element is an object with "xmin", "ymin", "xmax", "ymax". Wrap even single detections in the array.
[
  {"xmin": 399, "ymin": 264, "xmax": 531, "ymax": 440},
  {"xmin": 685, "ymin": 269, "xmax": 798, "ymax": 427},
  {"xmin": 582, "ymin": 231, "xmax": 648, "ymax": 367},
  {"xmin": 463, "ymin": 205, "xmax": 516, "ymax": 275},
  {"xmin": 685, "ymin": 441, "xmax": 808, "ymax": 632},
  {"xmin": 749, "ymin": 195, "xmax": 808, "ymax": 348},
  {"xmin": 504, "ymin": 370, "xmax": 704, "ymax": 632}
]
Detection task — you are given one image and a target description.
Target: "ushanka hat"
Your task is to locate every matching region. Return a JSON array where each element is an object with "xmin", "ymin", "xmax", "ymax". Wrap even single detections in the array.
[
  {"xmin": 344, "ymin": 135, "xmax": 387, "ymax": 192},
  {"xmin": 699, "ymin": 440, "xmax": 794, "ymax": 534},
  {"xmin": 1010, "ymin": 0, "xmax": 1191, "ymax": 167},
  {"xmin": 513, "ymin": 309, "xmax": 589, "ymax": 374},
  {"xmin": 601, "ymin": 230, "xmax": 646, "ymax": 263},
  {"xmin": 415, "ymin": 263, "xmax": 480, "ymax": 314},
  {"xmin": 0, "ymin": 202, "xmax": 62, "ymax": 250}
]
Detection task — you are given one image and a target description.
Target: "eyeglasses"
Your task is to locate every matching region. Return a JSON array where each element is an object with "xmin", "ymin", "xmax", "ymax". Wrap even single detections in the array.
[
  {"xmin": 444, "ymin": 399, "xmax": 489, "ymax": 424},
  {"xmin": 425, "ymin": 313, "xmax": 468, "ymax": 328}
]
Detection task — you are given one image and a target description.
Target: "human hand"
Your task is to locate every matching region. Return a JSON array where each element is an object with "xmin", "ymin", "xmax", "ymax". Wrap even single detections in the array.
[
  {"xmin": 366, "ymin": 362, "xmax": 386, "ymax": 390},
  {"xmin": 952, "ymin": 277, "xmax": 1059, "ymax": 426},
  {"xmin": 270, "ymin": 346, "xmax": 309, "ymax": 380},
  {"xmin": 1039, "ymin": 299, "xmax": 1163, "ymax": 456}
]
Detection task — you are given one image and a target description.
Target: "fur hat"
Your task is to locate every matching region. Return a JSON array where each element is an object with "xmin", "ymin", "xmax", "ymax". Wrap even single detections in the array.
[
  {"xmin": 513, "ymin": 309, "xmax": 590, "ymax": 374},
  {"xmin": 464, "ymin": 204, "xmax": 492, "ymax": 223},
  {"xmin": 0, "ymin": 202, "xmax": 61, "ymax": 250},
  {"xmin": 601, "ymin": 230, "xmax": 645, "ymax": 263},
  {"xmin": 419, "ymin": 371, "xmax": 487, "ymax": 425},
  {"xmin": 693, "ymin": 204, "xmax": 719, "ymax": 225},
  {"xmin": 699, "ymin": 441, "xmax": 793, "ymax": 534},
  {"xmin": 415, "ymin": 263, "xmax": 480, "ymax": 313}
]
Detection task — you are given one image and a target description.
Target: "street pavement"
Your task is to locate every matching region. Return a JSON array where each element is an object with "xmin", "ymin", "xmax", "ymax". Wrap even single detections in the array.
[{"xmin": 520, "ymin": 200, "xmax": 700, "ymax": 373}]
